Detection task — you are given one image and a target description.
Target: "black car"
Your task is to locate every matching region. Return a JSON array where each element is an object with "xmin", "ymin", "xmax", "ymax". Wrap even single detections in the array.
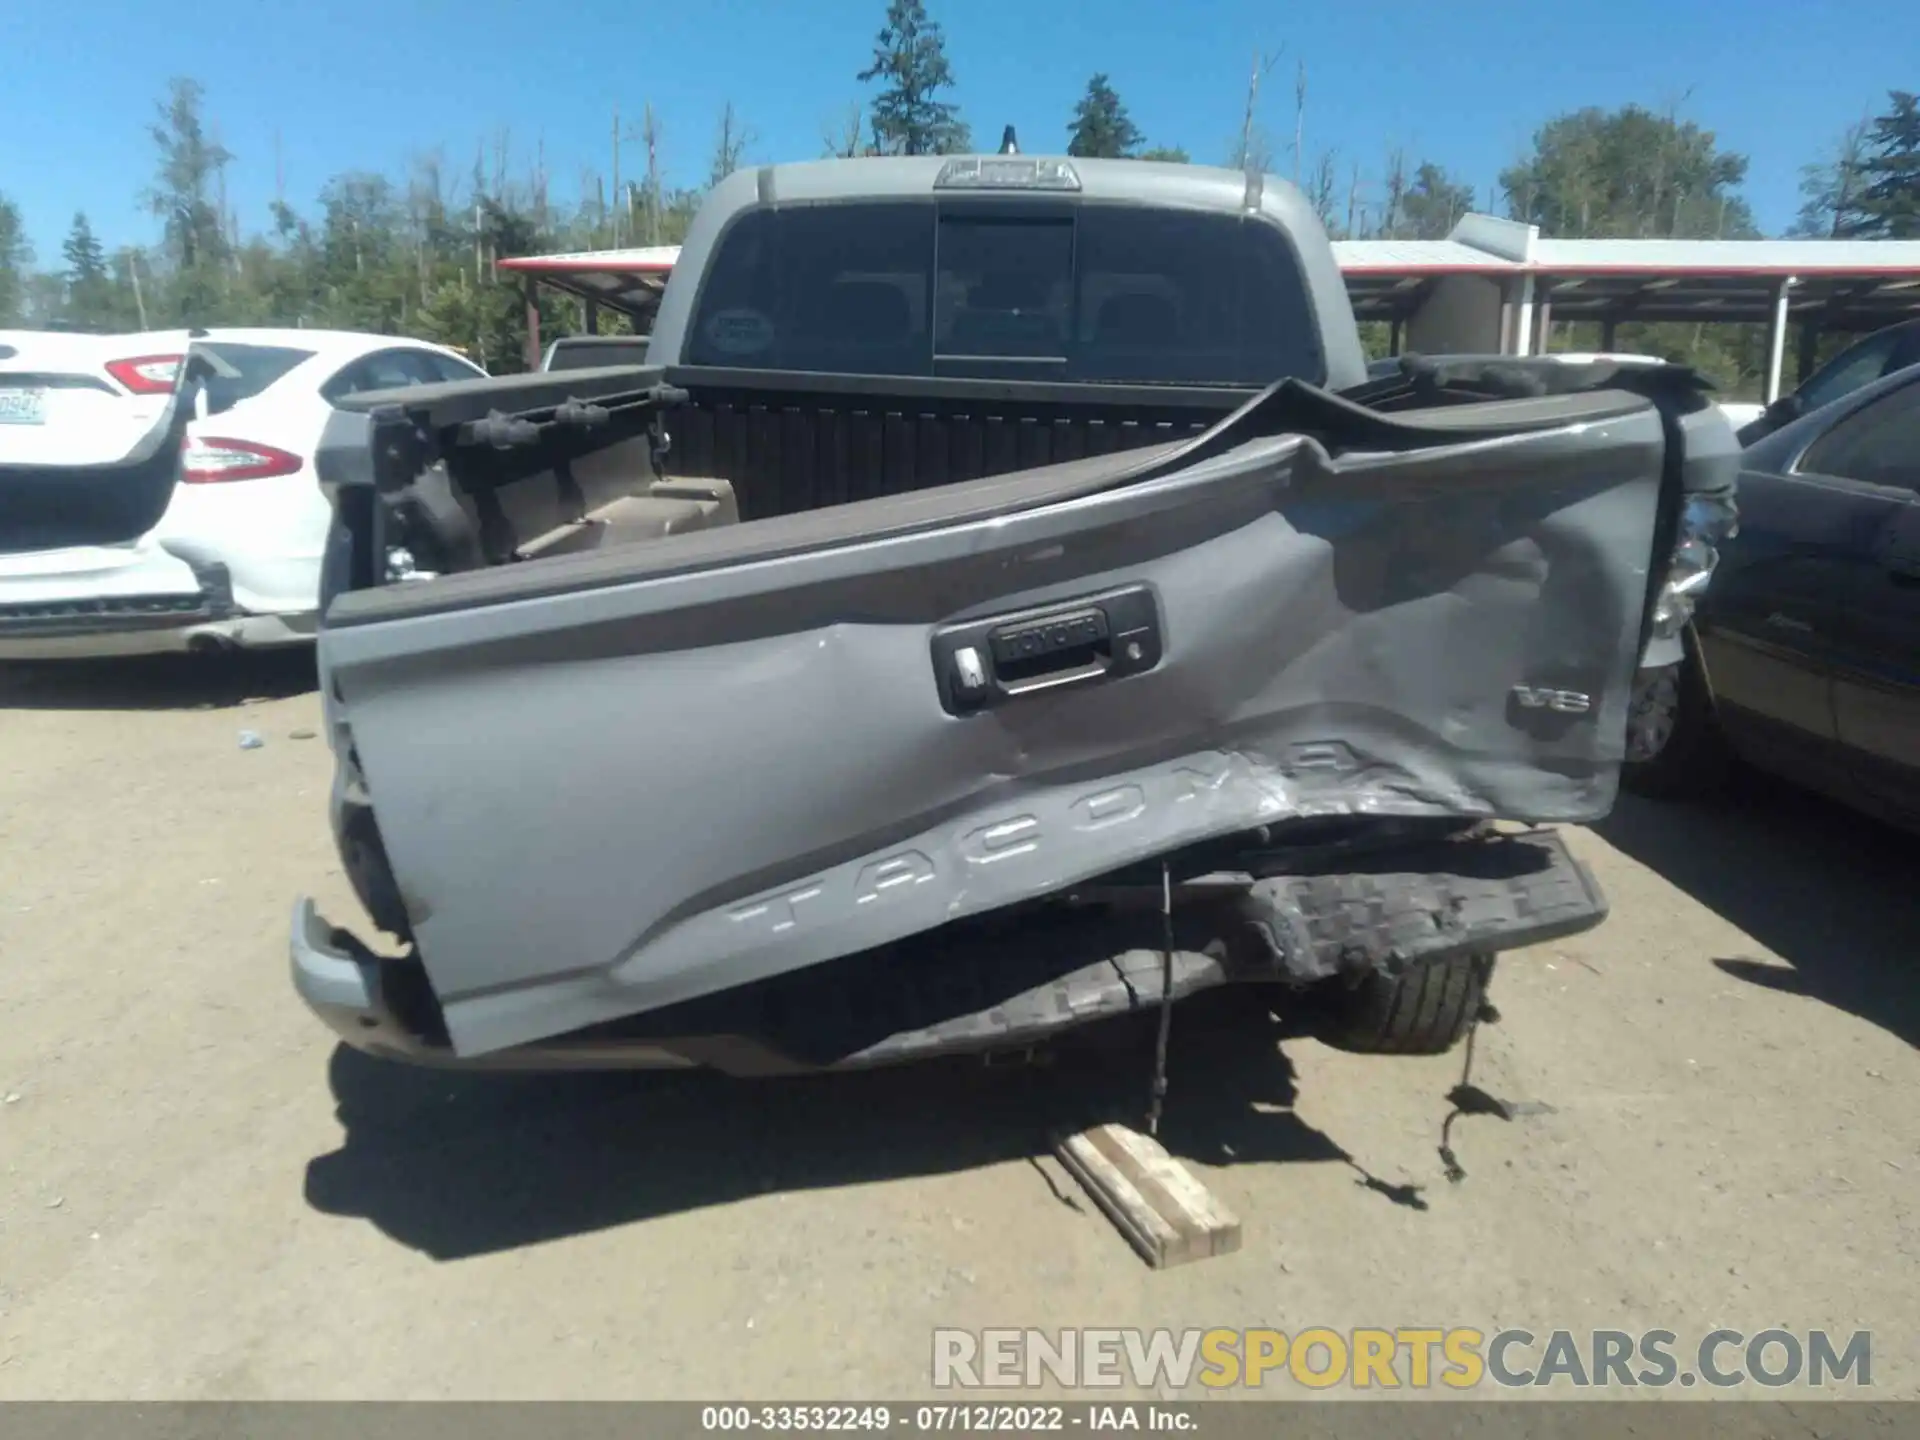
[
  {"xmin": 1625, "ymin": 360, "xmax": 1920, "ymax": 830},
  {"xmin": 1738, "ymin": 317, "xmax": 1920, "ymax": 446}
]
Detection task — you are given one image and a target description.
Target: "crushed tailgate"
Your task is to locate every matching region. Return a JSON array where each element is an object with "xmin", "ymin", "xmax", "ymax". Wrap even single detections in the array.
[{"xmin": 319, "ymin": 387, "xmax": 1668, "ymax": 1056}]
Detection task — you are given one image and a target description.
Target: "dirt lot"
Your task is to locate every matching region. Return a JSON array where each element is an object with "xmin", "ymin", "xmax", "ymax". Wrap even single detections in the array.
[{"xmin": 0, "ymin": 651, "xmax": 1915, "ymax": 1401}]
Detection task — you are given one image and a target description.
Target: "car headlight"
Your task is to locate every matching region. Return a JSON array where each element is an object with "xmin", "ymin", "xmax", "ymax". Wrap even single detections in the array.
[{"xmin": 1650, "ymin": 491, "xmax": 1739, "ymax": 640}]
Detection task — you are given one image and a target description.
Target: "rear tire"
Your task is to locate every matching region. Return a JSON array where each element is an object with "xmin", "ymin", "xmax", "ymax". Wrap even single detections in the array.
[
  {"xmin": 1621, "ymin": 639, "xmax": 1731, "ymax": 801},
  {"xmin": 1318, "ymin": 952, "xmax": 1492, "ymax": 1056}
]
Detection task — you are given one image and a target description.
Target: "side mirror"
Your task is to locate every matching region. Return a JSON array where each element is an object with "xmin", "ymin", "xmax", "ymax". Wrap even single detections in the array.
[{"xmin": 1765, "ymin": 393, "xmax": 1803, "ymax": 424}]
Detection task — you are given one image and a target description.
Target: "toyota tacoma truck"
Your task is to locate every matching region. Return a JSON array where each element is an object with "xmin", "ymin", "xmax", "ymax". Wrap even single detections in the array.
[{"xmin": 290, "ymin": 154, "xmax": 1739, "ymax": 1075}]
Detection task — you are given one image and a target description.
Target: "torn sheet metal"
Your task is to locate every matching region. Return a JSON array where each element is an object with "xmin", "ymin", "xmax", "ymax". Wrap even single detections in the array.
[{"xmin": 320, "ymin": 399, "xmax": 1672, "ymax": 1057}]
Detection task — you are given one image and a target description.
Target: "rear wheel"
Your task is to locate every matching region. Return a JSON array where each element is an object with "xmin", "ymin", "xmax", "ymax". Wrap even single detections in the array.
[
  {"xmin": 1621, "ymin": 640, "xmax": 1731, "ymax": 800},
  {"xmin": 1317, "ymin": 952, "xmax": 1492, "ymax": 1056}
]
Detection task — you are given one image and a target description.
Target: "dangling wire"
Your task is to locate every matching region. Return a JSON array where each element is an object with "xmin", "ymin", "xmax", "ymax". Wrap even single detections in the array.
[
  {"xmin": 1438, "ymin": 968, "xmax": 1506, "ymax": 1183},
  {"xmin": 1147, "ymin": 859, "xmax": 1175, "ymax": 1137},
  {"xmin": 1438, "ymin": 1018, "xmax": 1479, "ymax": 1183}
]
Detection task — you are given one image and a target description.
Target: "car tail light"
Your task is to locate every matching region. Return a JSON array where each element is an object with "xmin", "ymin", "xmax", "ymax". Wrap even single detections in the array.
[
  {"xmin": 105, "ymin": 354, "xmax": 184, "ymax": 394},
  {"xmin": 180, "ymin": 436, "xmax": 304, "ymax": 483}
]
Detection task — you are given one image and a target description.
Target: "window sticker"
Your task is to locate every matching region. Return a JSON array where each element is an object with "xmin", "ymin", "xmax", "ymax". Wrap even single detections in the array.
[{"xmin": 704, "ymin": 308, "xmax": 774, "ymax": 355}]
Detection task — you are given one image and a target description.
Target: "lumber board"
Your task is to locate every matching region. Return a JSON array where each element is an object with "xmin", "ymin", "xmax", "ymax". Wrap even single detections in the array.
[{"xmin": 1053, "ymin": 1122, "xmax": 1243, "ymax": 1269}]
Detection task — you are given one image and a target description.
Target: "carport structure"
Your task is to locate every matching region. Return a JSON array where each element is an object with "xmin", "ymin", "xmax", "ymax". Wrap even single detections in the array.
[
  {"xmin": 495, "ymin": 245, "xmax": 679, "ymax": 367},
  {"xmin": 502, "ymin": 215, "xmax": 1920, "ymax": 397},
  {"xmin": 1335, "ymin": 214, "xmax": 1920, "ymax": 402}
]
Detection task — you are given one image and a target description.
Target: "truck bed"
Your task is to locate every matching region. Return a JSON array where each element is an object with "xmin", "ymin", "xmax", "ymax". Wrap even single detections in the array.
[
  {"xmin": 320, "ymin": 356, "xmax": 1711, "ymax": 615},
  {"xmin": 322, "ymin": 365, "xmax": 1248, "ymax": 591},
  {"xmin": 662, "ymin": 368, "xmax": 1239, "ymax": 519}
]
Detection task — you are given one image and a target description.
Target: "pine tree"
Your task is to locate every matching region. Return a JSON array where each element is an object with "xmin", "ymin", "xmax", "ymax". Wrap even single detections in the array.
[
  {"xmin": 61, "ymin": 212, "xmax": 112, "ymax": 326},
  {"xmin": 1066, "ymin": 74, "xmax": 1144, "ymax": 159},
  {"xmin": 1846, "ymin": 91, "xmax": 1920, "ymax": 238},
  {"xmin": 1395, "ymin": 163, "xmax": 1476, "ymax": 239},
  {"xmin": 0, "ymin": 195, "xmax": 29, "ymax": 325},
  {"xmin": 144, "ymin": 76, "xmax": 234, "ymax": 322},
  {"xmin": 61, "ymin": 212, "xmax": 107, "ymax": 286},
  {"xmin": 858, "ymin": 0, "xmax": 969, "ymax": 156}
]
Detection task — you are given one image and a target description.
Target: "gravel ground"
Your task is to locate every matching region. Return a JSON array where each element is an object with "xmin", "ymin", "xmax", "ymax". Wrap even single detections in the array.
[{"xmin": 0, "ymin": 651, "xmax": 1914, "ymax": 1401}]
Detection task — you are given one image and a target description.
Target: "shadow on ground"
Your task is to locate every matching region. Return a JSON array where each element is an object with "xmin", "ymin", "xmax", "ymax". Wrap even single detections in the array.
[
  {"xmin": 304, "ymin": 991, "xmax": 1379, "ymax": 1261},
  {"xmin": 0, "ymin": 648, "xmax": 317, "ymax": 711},
  {"xmin": 1595, "ymin": 786, "xmax": 1920, "ymax": 1050}
]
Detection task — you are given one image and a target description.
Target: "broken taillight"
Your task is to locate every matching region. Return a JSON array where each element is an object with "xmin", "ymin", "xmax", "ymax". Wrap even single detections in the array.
[{"xmin": 1650, "ymin": 491, "xmax": 1740, "ymax": 641}]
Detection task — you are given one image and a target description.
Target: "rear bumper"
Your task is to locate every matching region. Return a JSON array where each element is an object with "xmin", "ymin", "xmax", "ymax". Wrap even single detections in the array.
[
  {"xmin": 289, "ymin": 899, "xmax": 450, "ymax": 1065},
  {"xmin": 0, "ymin": 607, "xmax": 318, "ymax": 659},
  {"xmin": 0, "ymin": 543, "xmax": 316, "ymax": 657},
  {"xmin": 291, "ymin": 827, "xmax": 1609, "ymax": 1075},
  {"xmin": 288, "ymin": 899, "xmax": 696, "ymax": 1071}
]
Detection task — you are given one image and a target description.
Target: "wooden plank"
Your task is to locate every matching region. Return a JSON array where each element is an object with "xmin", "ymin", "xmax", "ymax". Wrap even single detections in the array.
[{"xmin": 1053, "ymin": 1123, "xmax": 1243, "ymax": 1270}]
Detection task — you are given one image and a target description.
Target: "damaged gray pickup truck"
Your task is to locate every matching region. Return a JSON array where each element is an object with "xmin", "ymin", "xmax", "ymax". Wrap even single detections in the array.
[{"xmin": 293, "ymin": 154, "xmax": 1738, "ymax": 1075}]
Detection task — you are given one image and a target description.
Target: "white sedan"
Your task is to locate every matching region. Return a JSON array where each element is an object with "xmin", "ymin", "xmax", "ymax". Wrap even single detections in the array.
[{"xmin": 0, "ymin": 327, "xmax": 485, "ymax": 659}]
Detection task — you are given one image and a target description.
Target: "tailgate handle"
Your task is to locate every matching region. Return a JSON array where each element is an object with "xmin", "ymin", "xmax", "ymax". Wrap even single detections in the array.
[
  {"xmin": 932, "ymin": 585, "xmax": 1162, "ymax": 715},
  {"xmin": 991, "ymin": 607, "xmax": 1110, "ymax": 691}
]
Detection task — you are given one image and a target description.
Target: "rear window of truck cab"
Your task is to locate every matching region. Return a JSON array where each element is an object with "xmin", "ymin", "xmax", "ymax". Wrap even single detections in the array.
[{"xmin": 685, "ymin": 202, "xmax": 1324, "ymax": 387}]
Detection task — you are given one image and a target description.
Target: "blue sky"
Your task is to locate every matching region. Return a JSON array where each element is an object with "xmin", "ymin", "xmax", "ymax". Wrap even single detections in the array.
[{"xmin": 3, "ymin": 0, "xmax": 1914, "ymax": 259}]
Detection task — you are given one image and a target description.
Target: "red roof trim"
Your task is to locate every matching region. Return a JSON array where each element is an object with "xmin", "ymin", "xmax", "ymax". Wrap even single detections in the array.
[
  {"xmin": 496, "ymin": 256, "xmax": 677, "ymax": 274},
  {"xmin": 1339, "ymin": 263, "xmax": 1515, "ymax": 275}
]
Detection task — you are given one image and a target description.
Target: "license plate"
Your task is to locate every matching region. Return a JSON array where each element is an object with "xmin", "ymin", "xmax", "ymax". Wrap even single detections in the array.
[{"xmin": 0, "ymin": 387, "xmax": 47, "ymax": 425}]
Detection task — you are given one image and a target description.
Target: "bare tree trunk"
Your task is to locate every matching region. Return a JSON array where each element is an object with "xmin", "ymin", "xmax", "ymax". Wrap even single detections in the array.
[
  {"xmin": 1830, "ymin": 119, "xmax": 1868, "ymax": 237},
  {"xmin": 534, "ymin": 133, "xmax": 548, "ymax": 225},
  {"xmin": 1646, "ymin": 88, "xmax": 1695, "ymax": 239},
  {"xmin": 127, "ymin": 253, "xmax": 147, "ymax": 330},
  {"xmin": 828, "ymin": 102, "xmax": 866, "ymax": 159},
  {"xmin": 1382, "ymin": 148, "xmax": 1406, "ymax": 237},
  {"xmin": 1237, "ymin": 48, "xmax": 1281, "ymax": 171},
  {"xmin": 711, "ymin": 102, "xmax": 754, "ymax": 185},
  {"xmin": 212, "ymin": 119, "xmax": 237, "ymax": 287},
  {"xmin": 1308, "ymin": 151, "xmax": 1339, "ymax": 229},
  {"xmin": 1293, "ymin": 62, "xmax": 1306, "ymax": 184},
  {"xmin": 643, "ymin": 103, "xmax": 662, "ymax": 246}
]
